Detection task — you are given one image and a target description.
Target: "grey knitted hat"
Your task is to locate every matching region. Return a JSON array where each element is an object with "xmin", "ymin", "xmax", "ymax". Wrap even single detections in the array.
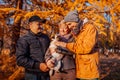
[{"xmin": 64, "ymin": 10, "xmax": 80, "ymax": 23}]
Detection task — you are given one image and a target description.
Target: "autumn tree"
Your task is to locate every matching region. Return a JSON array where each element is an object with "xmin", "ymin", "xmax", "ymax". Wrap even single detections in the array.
[{"xmin": 0, "ymin": 0, "xmax": 120, "ymax": 79}]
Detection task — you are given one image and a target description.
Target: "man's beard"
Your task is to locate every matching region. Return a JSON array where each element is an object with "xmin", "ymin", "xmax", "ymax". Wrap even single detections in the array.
[
  {"xmin": 72, "ymin": 27, "xmax": 80, "ymax": 36},
  {"xmin": 72, "ymin": 20, "xmax": 83, "ymax": 36}
]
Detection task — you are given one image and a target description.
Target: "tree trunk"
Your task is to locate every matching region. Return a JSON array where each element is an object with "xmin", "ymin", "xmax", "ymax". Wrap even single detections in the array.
[{"xmin": 11, "ymin": 0, "xmax": 23, "ymax": 55}]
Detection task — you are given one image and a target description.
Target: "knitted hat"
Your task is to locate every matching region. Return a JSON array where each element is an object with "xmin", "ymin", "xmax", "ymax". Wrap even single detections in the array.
[{"xmin": 64, "ymin": 10, "xmax": 80, "ymax": 23}]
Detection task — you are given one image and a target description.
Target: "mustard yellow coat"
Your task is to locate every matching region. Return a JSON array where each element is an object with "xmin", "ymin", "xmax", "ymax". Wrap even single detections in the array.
[{"xmin": 66, "ymin": 23, "xmax": 99, "ymax": 79}]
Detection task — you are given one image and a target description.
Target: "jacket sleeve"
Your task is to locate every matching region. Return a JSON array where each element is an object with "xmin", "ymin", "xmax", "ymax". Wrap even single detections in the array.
[
  {"xmin": 16, "ymin": 38, "xmax": 39, "ymax": 69},
  {"xmin": 44, "ymin": 48, "xmax": 52, "ymax": 62},
  {"xmin": 66, "ymin": 24, "xmax": 97, "ymax": 54},
  {"xmin": 44, "ymin": 35, "xmax": 50, "ymax": 53},
  {"xmin": 56, "ymin": 46, "xmax": 74, "ymax": 55}
]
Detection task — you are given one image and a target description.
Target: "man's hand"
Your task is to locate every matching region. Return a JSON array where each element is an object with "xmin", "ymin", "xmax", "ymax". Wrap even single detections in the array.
[
  {"xmin": 39, "ymin": 63, "xmax": 49, "ymax": 72},
  {"xmin": 55, "ymin": 41, "xmax": 67, "ymax": 48},
  {"xmin": 46, "ymin": 59, "xmax": 55, "ymax": 69}
]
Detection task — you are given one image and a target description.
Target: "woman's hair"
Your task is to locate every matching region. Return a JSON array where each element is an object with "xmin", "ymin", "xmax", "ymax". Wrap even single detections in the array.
[
  {"xmin": 58, "ymin": 20, "xmax": 71, "ymax": 34},
  {"xmin": 58, "ymin": 20, "xmax": 66, "ymax": 27}
]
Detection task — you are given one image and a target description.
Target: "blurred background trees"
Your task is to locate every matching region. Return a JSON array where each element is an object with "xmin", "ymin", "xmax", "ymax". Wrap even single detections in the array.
[{"xmin": 0, "ymin": 0, "xmax": 120, "ymax": 80}]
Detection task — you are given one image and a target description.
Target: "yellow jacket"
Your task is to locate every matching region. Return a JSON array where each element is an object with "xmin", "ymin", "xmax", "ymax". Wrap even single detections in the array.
[{"xmin": 66, "ymin": 22, "xmax": 99, "ymax": 79}]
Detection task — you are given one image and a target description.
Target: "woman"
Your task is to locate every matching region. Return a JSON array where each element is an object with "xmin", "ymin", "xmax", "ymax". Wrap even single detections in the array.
[{"xmin": 45, "ymin": 20, "xmax": 76, "ymax": 80}]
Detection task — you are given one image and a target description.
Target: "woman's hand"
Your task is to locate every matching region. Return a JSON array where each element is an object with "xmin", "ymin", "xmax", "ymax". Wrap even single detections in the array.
[
  {"xmin": 46, "ymin": 59, "xmax": 55, "ymax": 69},
  {"xmin": 49, "ymin": 48, "xmax": 56, "ymax": 53},
  {"xmin": 39, "ymin": 63, "xmax": 49, "ymax": 72}
]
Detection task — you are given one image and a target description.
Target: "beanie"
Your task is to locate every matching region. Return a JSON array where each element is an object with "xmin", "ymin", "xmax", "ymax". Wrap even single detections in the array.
[{"xmin": 64, "ymin": 10, "xmax": 80, "ymax": 23}]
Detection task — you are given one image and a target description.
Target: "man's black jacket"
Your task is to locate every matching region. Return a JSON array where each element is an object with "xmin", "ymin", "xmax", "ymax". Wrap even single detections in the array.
[{"xmin": 16, "ymin": 31, "xmax": 50, "ymax": 73}]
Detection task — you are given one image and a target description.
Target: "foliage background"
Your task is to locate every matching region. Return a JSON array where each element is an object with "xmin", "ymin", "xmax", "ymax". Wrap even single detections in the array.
[{"xmin": 0, "ymin": 0, "xmax": 120, "ymax": 80}]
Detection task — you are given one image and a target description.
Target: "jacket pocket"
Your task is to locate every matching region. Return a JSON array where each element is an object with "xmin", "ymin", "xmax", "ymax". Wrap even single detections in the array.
[
  {"xmin": 80, "ymin": 55, "xmax": 91, "ymax": 64},
  {"xmin": 78, "ymin": 55, "xmax": 92, "ymax": 75}
]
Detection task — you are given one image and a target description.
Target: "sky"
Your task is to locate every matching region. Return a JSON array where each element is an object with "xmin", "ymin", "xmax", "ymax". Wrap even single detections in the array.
[{"xmin": 0, "ymin": 0, "xmax": 5, "ymax": 4}]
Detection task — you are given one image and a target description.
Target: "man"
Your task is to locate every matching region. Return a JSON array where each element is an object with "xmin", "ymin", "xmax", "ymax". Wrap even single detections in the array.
[
  {"xmin": 16, "ymin": 15, "xmax": 50, "ymax": 80},
  {"xmin": 55, "ymin": 10, "xmax": 99, "ymax": 80}
]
